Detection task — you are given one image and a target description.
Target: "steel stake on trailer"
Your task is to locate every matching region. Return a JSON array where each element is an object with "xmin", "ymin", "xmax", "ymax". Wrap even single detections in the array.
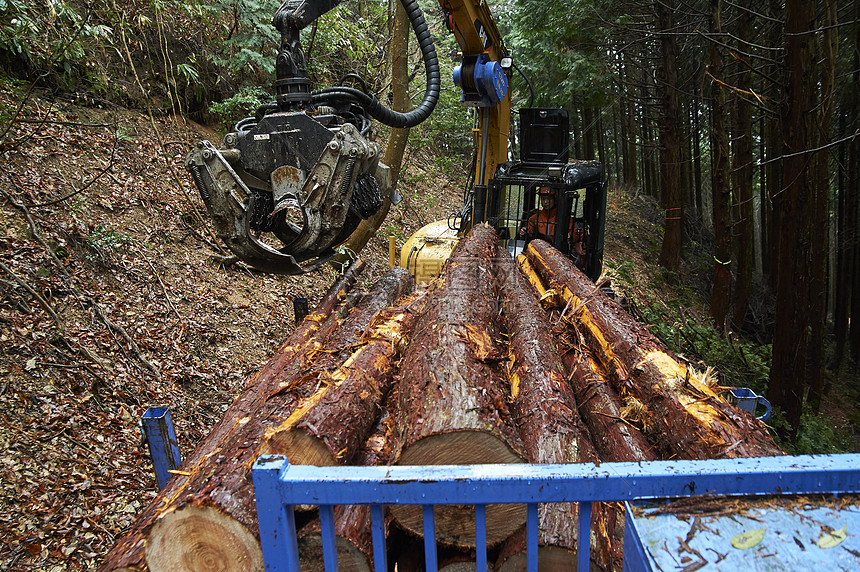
[{"xmin": 140, "ymin": 407, "xmax": 182, "ymax": 490}]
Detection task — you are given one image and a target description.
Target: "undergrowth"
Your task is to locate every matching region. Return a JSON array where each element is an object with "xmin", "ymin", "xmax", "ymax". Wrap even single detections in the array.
[{"xmin": 605, "ymin": 257, "xmax": 855, "ymax": 455}]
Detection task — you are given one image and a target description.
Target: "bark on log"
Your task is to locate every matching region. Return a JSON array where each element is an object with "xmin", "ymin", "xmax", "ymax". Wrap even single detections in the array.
[
  {"xmin": 516, "ymin": 252, "xmax": 655, "ymax": 462},
  {"xmin": 308, "ymin": 267, "xmax": 415, "ymax": 373},
  {"xmin": 295, "ymin": 407, "xmax": 398, "ymax": 571},
  {"xmin": 525, "ymin": 240, "xmax": 781, "ymax": 459},
  {"xmin": 495, "ymin": 249, "xmax": 610, "ymax": 570},
  {"xmin": 565, "ymin": 350, "xmax": 657, "ymax": 463},
  {"xmin": 390, "ymin": 224, "xmax": 527, "ymax": 548},
  {"xmin": 496, "ymin": 249, "xmax": 597, "ymax": 466},
  {"xmin": 260, "ymin": 283, "xmax": 429, "ymax": 467},
  {"xmin": 100, "ymin": 261, "xmax": 368, "ymax": 572}
]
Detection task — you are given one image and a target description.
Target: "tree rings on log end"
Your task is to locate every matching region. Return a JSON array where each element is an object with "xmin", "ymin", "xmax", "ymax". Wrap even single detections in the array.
[
  {"xmin": 391, "ymin": 430, "xmax": 526, "ymax": 547},
  {"xmin": 496, "ymin": 546, "xmax": 578, "ymax": 572},
  {"xmin": 398, "ymin": 430, "xmax": 524, "ymax": 466},
  {"xmin": 145, "ymin": 505, "xmax": 263, "ymax": 572},
  {"xmin": 261, "ymin": 427, "xmax": 338, "ymax": 467},
  {"xmin": 297, "ymin": 536, "xmax": 371, "ymax": 572}
]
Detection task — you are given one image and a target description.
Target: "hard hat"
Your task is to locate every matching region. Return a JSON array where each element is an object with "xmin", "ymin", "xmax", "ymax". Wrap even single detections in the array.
[{"xmin": 538, "ymin": 186, "xmax": 552, "ymax": 195}]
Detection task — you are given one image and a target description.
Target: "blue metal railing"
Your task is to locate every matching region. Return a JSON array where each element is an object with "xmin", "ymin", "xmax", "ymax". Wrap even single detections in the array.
[{"xmin": 252, "ymin": 454, "xmax": 860, "ymax": 572}]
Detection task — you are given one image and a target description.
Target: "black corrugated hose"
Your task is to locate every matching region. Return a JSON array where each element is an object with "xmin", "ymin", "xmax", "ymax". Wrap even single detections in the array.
[{"xmin": 312, "ymin": 0, "xmax": 440, "ymax": 129}]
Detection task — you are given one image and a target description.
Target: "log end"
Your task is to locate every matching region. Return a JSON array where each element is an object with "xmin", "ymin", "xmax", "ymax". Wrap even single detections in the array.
[
  {"xmin": 297, "ymin": 535, "xmax": 371, "ymax": 572},
  {"xmin": 262, "ymin": 427, "xmax": 338, "ymax": 466},
  {"xmin": 392, "ymin": 430, "xmax": 527, "ymax": 547},
  {"xmin": 496, "ymin": 546, "xmax": 578, "ymax": 572},
  {"xmin": 397, "ymin": 430, "xmax": 524, "ymax": 466},
  {"xmin": 145, "ymin": 505, "xmax": 264, "ymax": 572}
]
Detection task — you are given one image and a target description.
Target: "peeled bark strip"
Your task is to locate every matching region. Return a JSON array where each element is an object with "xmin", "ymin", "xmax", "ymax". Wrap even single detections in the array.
[
  {"xmin": 100, "ymin": 262, "xmax": 368, "ymax": 572},
  {"xmin": 495, "ymin": 250, "xmax": 609, "ymax": 570},
  {"xmin": 260, "ymin": 284, "xmax": 429, "ymax": 467},
  {"xmin": 390, "ymin": 224, "xmax": 526, "ymax": 547},
  {"xmin": 310, "ymin": 267, "xmax": 415, "ymax": 373},
  {"xmin": 526, "ymin": 240, "xmax": 780, "ymax": 459}
]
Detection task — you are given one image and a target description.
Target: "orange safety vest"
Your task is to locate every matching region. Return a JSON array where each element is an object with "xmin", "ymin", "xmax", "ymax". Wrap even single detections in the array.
[{"xmin": 527, "ymin": 208, "xmax": 573, "ymax": 241}]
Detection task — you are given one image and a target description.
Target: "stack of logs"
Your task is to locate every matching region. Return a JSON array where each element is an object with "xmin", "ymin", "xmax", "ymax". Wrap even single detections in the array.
[{"xmin": 100, "ymin": 225, "xmax": 781, "ymax": 572}]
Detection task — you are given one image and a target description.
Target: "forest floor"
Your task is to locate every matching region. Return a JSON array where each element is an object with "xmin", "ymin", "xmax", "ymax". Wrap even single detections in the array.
[{"xmin": 0, "ymin": 88, "xmax": 857, "ymax": 571}]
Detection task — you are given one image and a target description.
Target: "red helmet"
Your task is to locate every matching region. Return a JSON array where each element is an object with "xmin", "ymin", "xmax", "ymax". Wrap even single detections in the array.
[{"xmin": 538, "ymin": 186, "xmax": 552, "ymax": 195}]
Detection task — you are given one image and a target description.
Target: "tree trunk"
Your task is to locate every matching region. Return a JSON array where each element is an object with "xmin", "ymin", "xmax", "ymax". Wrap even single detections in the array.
[
  {"xmin": 623, "ymin": 56, "xmax": 638, "ymax": 190},
  {"xmin": 656, "ymin": 0, "xmax": 683, "ymax": 271},
  {"xmin": 731, "ymin": 0, "xmax": 754, "ymax": 330},
  {"xmin": 389, "ymin": 224, "xmax": 526, "ymax": 548},
  {"xmin": 526, "ymin": 240, "xmax": 781, "ymax": 460},
  {"xmin": 260, "ymin": 269, "xmax": 423, "ymax": 467},
  {"xmin": 807, "ymin": 0, "xmax": 837, "ymax": 410},
  {"xmin": 768, "ymin": 0, "xmax": 817, "ymax": 440},
  {"xmin": 834, "ymin": 105, "xmax": 852, "ymax": 370},
  {"xmin": 99, "ymin": 261, "xmax": 365, "ymax": 572},
  {"xmin": 335, "ymin": 0, "xmax": 411, "ymax": 264},
  {"xmin": 764, "ymin": 0, "xmax": 784, "ymax": 290},
  {"xmin": 708, "ymin": 0, "xmax": 732, "ymax": 332}
]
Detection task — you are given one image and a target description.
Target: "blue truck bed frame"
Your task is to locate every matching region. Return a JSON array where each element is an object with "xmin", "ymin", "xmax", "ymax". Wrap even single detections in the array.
[{"xmin": 252, "ymin": 454, "xmax": 860, "ymax": 571}]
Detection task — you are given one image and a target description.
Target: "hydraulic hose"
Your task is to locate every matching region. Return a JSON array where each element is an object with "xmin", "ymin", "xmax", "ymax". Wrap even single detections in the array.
[
  {"xmin": 313, "ymin": 0, "xmax": 439, "ymax": 129},
  {"xmin": 513, "ymin": 61, "xmax": 535, "ymax": 109}
]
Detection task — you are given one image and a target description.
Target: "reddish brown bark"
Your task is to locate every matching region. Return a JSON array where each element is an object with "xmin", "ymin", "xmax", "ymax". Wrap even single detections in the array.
[
  {"xmin": 564, "ymin": 350, "xmax": 657, "ymax": 463},
  {"xmin": 515, "ymin": 254, "xmax": 656, "ymax": 463},
  {"xmin": 495, "ymin": 249, "xmax": 612, "ymax": 570},
  {"xmin": 390, "ymin": 224, "xmax": 526, "ymax": 547},
  {"xmin": 100, "ymin": 261, "xmax": 368, "ymax": 572},
  {"xmin": 260, "ymin": 283, "xmax": 429, "ymax": 467},
  {"xmin": 526, "ymin": 240, "xmax": 781, "ymax": 460}
]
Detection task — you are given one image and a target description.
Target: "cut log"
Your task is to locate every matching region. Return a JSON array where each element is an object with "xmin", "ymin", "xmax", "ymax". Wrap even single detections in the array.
[
  {"xmin": 565, "ymin": 350, "xmax": 657, "ymax": 463},
  {"xmin": 260, "ymin": 284, "xmax": 429, "ymax": 467},
  {"xmin": 296, "ymin": 504, "xmax": 373, "ymax": 572},
  {"xmin": 515, "ymin": 252, "xmax": 655, "ymax": 463},
  {"xmin": 495, "ymin": 249, "xmax": 609, "ymax": 571},
  {"xmin": 100, "ymin": 261, "xmax": 368, "ymax": 572},
  {"xmin": 308, "ymin": 267, "xmax": 416, "ymax": 372},
  {"xmin": 496, "ymin": 248, "xmax": 597, "ymax": 466},
  {"xmin": 295, "ymin": 407, "xmax": 398, "ymax": 571},
  {"xmin": 390, "ymin": 224, "xmax": 527, "ymax": 548},
  {"xmin": 525, "ymin": 240, "xmax": 781, "ymax": 459}
]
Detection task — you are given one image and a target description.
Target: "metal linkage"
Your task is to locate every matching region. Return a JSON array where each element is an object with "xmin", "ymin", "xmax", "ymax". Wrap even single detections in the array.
[{"xmin": 252, "ymin": 454, "xmax": 860, "ymax": 572}]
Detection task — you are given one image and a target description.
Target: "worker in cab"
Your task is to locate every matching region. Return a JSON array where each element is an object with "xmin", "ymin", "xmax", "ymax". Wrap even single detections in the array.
[
  {"xmin": 521, "ymin": 186, "xmax": 561, "ymax": 243},
  {"xmin": 520, "ymin": 186, "xmax": 587, "ymax": 267}
]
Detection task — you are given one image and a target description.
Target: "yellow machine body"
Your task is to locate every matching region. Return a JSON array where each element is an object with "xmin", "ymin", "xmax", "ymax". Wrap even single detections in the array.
[{"xmin": 399, "ymin": 220, "xmax": 461, "ymax": 284}]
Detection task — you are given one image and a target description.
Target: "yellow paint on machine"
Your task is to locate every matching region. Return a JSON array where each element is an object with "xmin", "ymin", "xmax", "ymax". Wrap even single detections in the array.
[{"xmin": 400, "ymin": 219, "xmax": 461, "ymax": 284}]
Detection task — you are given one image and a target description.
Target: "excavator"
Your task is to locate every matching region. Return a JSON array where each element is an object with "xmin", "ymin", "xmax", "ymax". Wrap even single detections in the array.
[{"xmin": 185, "ymin": 0, "xmax": 607, "ymax": 281}]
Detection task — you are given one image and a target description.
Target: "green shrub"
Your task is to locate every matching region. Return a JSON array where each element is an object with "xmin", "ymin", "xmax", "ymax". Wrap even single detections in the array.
[{"xmin": 208, "ymin": 86, "xmax": 270, "ymax": 129}]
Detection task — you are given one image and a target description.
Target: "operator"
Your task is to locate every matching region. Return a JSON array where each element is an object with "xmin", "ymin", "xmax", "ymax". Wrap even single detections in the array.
[
  {"xmin": 520, "ymin": 186, "xmax": 587, "ymax": 263},
  {"xmin": 520, "ymin": 186, "xmax": 563, "ymax": 243}
]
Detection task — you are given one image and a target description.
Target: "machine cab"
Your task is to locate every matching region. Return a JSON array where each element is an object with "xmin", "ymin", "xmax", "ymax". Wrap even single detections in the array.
[{"xmin": 488, "ymin": 108, "xmax": 607, "ymax": 282}]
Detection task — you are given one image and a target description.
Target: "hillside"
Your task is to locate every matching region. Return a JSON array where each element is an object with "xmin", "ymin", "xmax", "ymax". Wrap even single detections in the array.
[{"xmin": 0, "ymin": 90, "xmax": 857, "ymax": 571}]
